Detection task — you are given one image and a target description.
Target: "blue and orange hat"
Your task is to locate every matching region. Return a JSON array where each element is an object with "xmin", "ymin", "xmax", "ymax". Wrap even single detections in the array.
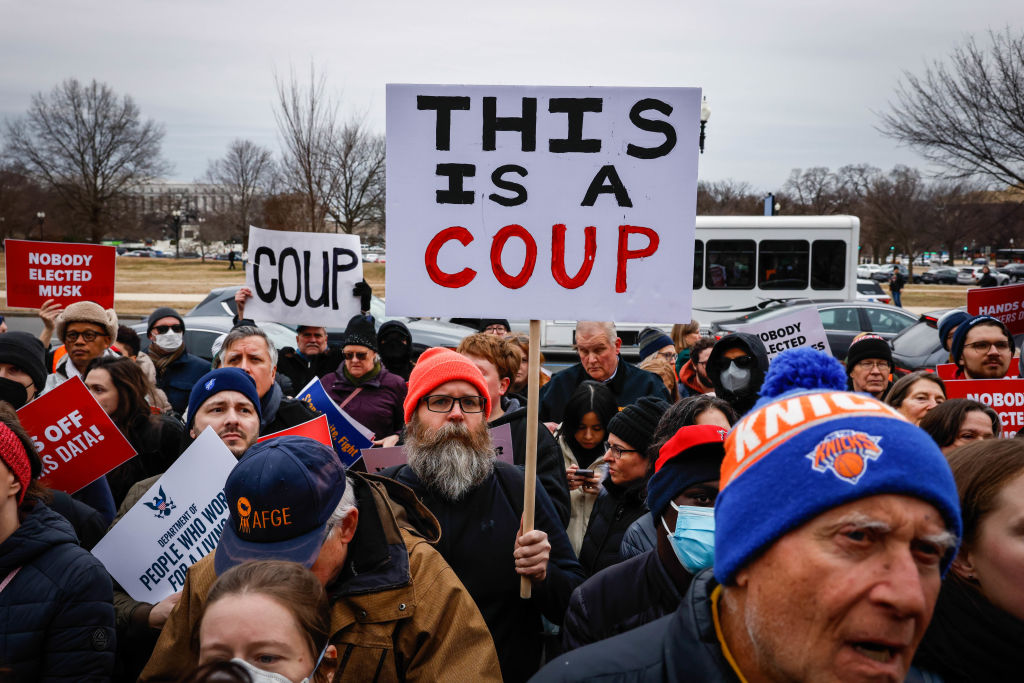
[
  {"xmin": 214, "ymin": 435, "xmax": 346, "ymax": 575},
  {"xmin": 714, "ymin": 389, "xmax": 961, "ymax": 585}
]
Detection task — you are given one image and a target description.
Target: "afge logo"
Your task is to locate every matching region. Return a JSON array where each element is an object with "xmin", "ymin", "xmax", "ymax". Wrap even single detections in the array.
[{"xmin": 806, "ymin": 430, "xmax": 882, "ymax": 485}]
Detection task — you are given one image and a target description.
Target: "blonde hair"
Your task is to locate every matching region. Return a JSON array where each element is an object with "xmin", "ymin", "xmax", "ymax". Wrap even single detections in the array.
[
  {"xmin": 671, "ymin": 321, "xmax": 700, "ymax": 352},
  {"xmin": 638, "ymin": 356, "xmax": 677, "ymax": 402}
]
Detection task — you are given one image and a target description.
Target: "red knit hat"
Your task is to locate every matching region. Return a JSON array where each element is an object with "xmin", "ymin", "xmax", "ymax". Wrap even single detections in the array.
[
  {"xmin": 0, "ymin": 422, "xmax": 32, "ymax": 505},
  {"xmin": 403, "ymin": 347, "xmax": 491, "ymax": 423}
]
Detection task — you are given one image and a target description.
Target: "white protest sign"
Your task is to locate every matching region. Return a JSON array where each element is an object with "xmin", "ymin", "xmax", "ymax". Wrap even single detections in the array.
[
  {"xmin": 734, "ymin": 307, "xmax": 831, "ymax": 360},
  {"xmin": 386, "ymin": 85, "xmax": 701, "ymax": 323},
  {"xmin": 91, "ymin": 428, "xmax": 237, "ymax": 602},
  {"xmin": 244, "ymin": 226, "xmax": 364, "ymax": 326}
]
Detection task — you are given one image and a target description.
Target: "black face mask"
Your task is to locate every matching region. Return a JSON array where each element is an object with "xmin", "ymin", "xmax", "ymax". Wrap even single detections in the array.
[
  {"xmin": 379, "ymin": 337, "xmax": 409, "ymax": 359},
  {"xmin": 0, "ymin": 377, "xmax": 30, "ymax": 410}
]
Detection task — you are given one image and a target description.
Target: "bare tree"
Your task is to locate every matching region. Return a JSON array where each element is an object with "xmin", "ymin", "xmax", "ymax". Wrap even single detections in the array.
[
  {"xmin": 3, "ymin": 78, "xmax": 169, "ymax": 243},
  {"xmin": 696, "ymin": 179, "xmax": 763, "ymax": 214},
  {"xmin": 781, "ymin": 167, "xmax": 848, "ymax": 214},
  {"xmin": 204, "ymin": 139, "xmax": 275, "ymax": 246},
  {"xmin": 859, "ymin": 166, "xmax": 934, "ymax": 271},
  {"xmin": 324, "ymin": 119, "xmax": 385, "ymax": 235},
  {"xmin": 879, "ymin": 28, "xmax": 1024, "ymax": 189}
]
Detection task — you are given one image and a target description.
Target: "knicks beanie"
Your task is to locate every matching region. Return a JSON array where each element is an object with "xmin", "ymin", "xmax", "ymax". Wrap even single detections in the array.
[
  {"xmin": 714, "ymin": 389, "xmax": 961, "ymax": 585},
  {"xmin": 403, "ymin": 347, "xmax": 490, "ymax": 423},
  {"xmin": 186, "ymin": 368, "xmax": 262, "ymax": 430}
]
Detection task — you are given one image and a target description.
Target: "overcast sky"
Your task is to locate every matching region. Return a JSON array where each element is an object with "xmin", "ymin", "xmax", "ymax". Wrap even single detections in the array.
[{"xmin": 1, "ymin": 0, "xmax": 1019, "ymax": 192}]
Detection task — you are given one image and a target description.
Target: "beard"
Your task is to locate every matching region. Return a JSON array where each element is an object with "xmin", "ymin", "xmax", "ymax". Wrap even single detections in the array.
[{"xmin": 405, "ymin": 419, "xmax": 496, "ymax": 502}]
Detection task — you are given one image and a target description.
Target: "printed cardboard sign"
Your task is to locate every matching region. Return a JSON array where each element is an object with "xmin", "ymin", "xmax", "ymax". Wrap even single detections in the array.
[
  {"xmin": 944, "ymin": 378, "xmax": 1024, "ymax": 438},
  {"xmin": 244, "ymin": 226, "xmax": 364, "ymax": 326},
  {"xmin": 295, "ymin": 378, "xmax": 374, "ymax": 467},
  {"xmin": 358, "ymin": 423, "xmax": 515, "ymax": 472},
  {"xmin": 91, "ymin": 428, "xmax": 238, "ymax": 602},
  {"xmin": 385, "ymin": 84, "xmax": 701, "ymax": 323},
  {"xmin": 257, "ymin": 415, "xmax": 332, "ymax": 447},
  {"xmin": 4, "ymin": 239, "xmax": 116, "ymax": 308},
  {"xmin": 967, "ymin": 283, "xmax": 1024, "ymax": 334},
  {"xmin": 17, "ymin": 377, "xmax": 137, "ymax": 494},
  {"xmin": 733, "ymin": 307, "xmax": 831, "ymax": 360}
]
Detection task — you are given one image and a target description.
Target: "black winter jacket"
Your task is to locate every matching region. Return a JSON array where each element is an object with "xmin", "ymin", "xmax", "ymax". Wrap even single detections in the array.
[
  {"xmin": 531, "ymin": 569, "xmax": 736, "ymax": 682},
  {"xmin": 259, "ymin": 382, "xmax": 318, "ymax": 435},
  {"xmin": 539, "ymin": 358, "xmax": 670, "ymax": 423},
  {"xmin": 562, "ymin": 549, "xmax": 687, "ymax": 652},
  {"xmin": 390, "ymin": 461, "xmax": 585, "ymax": 683},
  {"xmin": 577, "ymin": 476, "xmax": 648, "ymax": 577},
  {"xmin": 0, "ymin": 503, "xmax": 116, "ymax": 681},
  {"xmin": 276, "ymin": 345, "xmax": 344, "ymax": 393},
  {"xmin": 489, "ymin": 403, "xmax": 571, "ymax": 527}
]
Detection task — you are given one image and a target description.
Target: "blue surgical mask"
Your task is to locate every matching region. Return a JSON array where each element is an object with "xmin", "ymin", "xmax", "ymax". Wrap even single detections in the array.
[{"xmin": 661, "ymin": 503, "xmax": 716, "ymax": 574}]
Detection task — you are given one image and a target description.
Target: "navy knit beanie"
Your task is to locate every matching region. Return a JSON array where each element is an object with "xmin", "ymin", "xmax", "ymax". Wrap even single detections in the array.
[
  {"xmin": 187, "ymin": 368, "xmax": 262, "ymax": 430},
  {"xmin": 936, "ymin": 310, "xmax": 969, "ymax": 352},
  {"xmin": 950, "ymin": 315, "xmax": 1014, "ymax": 366},
  {"xmin": 638, "ymin": 327, "xmax": 674, "ymax": 360}
]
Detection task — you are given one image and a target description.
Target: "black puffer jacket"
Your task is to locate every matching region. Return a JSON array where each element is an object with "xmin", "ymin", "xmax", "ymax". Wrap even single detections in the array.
[
  {"xmin": 562, "ymin": 549, "xmax": 687, "ymax": 652},
  {"xmin": 577, "ymin": 476, "xmax": 648, "ymax": 577},
  {"xmin": 0, "ymin": 502, "xmax": 116, "ymax": 681},
  {"xmin": 276, "ymin": 345, "xmax": 344, "ymax": 393}
]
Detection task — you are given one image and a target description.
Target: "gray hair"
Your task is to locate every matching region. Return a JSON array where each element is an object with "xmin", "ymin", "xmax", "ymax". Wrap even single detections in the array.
[
  {"xmin": 325, "ymin": 475, "xmax": 359, "ymax": 537},
  {"xmin": 576, "ymin": 321, "xmax": 617, "ymax": 345},
  {"xmin": 219, "ymin": 325, "xmax": 278, "ymax": 366}
]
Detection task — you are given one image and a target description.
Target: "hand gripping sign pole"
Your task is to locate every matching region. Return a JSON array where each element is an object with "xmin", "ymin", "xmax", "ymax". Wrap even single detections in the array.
[{"xmin": 521, "ymin": 319, "xmax": 541, "ymax": 599}]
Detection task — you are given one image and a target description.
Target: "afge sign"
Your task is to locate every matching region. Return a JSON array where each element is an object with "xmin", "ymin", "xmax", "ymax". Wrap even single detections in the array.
[{"xmin": 385, "ymin": 85, "xmax": 701, "ymax": 323}]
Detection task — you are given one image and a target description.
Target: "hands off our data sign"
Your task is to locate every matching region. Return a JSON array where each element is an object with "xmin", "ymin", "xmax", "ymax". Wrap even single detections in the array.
[
  {"xmin": 91, "ymin": 428, "xmax": 238, "ymax": 602},
  {"xmin": 16, "ymin": 377, "xmax": 137, "ymax": 494},
  {"xmin": 967, "ymin": 283, "xmax": 1024, "ymax": 335},
  {"xmin": 386, "ymin": 84, "xmax": 701, "ymax": 323},
  {"xmin": 945, "ymin": 378, "xmax": 1024, "ymax": 438},
  {"xmin": 244, "ymin": 226, "xmax": 364, "ymax": 327},
  {"xmin": 4, "ymin": 239, "xmax": 116, "ymax": 308},
  {"xmin": 733, "ymin": 307, "xmax": 831, "ymax": 360}
]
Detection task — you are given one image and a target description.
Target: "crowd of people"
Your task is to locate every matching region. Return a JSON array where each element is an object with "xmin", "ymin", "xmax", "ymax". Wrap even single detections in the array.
[{"xmin": 0, "ymin": 294, "xmax": 1022, "ymax": 682}]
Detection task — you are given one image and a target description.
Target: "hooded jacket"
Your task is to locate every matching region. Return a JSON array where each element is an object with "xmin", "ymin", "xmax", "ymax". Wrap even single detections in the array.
[
  {"xmin": 0, "ymin": 502, "xmax": 116, "ymax": 681},
  {"xmin": 321, "ymin": 363, "xmax": 408, "ymax": 439},
  {"xmin": 707, "ymin": 333, "xmax": 770, "ymax": 417},
  {"xmin": 378, "ymin": 320, "xmax": 415, "ymax": 380},
  {"xmin": 141, "ymin": 473, "xmax": 501, "ymax": 682},
  {"xmin": 539, "ymin": 357, "xmax": 671, "ymax": 424}
]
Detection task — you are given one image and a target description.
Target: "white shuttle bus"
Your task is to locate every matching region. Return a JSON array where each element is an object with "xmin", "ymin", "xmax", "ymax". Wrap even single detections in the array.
[{"xmin": 541, "ymin": 215, "xmax": 861, "ymax": 354}]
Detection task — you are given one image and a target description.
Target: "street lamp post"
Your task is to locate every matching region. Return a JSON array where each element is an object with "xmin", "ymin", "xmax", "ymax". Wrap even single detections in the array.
[
  {"xmin": 699, "ymin": 96, "xmax": 711, "ymax": 154},
  {"xmin": 171, "ymin": 209, "xmax": 182, "ymax": 259},
  {"xmin": 36, "ymin": 211, "xmax": 45, "ymax": 240}
]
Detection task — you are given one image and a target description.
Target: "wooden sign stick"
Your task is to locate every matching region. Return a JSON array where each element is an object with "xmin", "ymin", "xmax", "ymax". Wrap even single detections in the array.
[{"xmin": 520, "ymin": 319, "xmax": 541, "ymax": 599}]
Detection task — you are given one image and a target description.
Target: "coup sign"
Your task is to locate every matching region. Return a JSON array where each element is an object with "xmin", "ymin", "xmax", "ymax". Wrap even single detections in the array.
[
  {"xmin": 4, "ymin": 239, "xmax": 116, "ymax": 308},
  {"xmin": 944, "ymin": 378, "xmax": 1024, "ymax": 438},
  {"xmin": 16, "ymin": 377, "xmax": 137, "ymax": 494},
  {"xmin": 967, "ymin": 283, "xmax": 1024, "ymax": 335},
  {"xmin": 385, "ymin": 84, "xmax": 701, "ymax": 323}
]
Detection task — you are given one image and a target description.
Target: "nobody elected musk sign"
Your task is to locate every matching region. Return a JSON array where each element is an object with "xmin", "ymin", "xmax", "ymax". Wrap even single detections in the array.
[
  {"xmin": 4, "ymin": 239, "xmax": 116, "ymax": 308},
  {"xmin": 944, "ymin": 378, "xmax": 1024, "ymax": 438},
  {"xmin": 385, "ymin": 85, "xmax": 701, "ymax": 322},
  {"xmin": 244, "ymin": 227, "xmax": 364, "ymax": 326},
  {"xmin": 16, "ymin": 377, "xmax": 137, "ymax": 494}
]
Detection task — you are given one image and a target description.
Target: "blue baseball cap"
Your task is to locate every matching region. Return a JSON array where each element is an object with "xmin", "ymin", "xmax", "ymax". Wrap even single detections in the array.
[{"xmin": 214, "ymin": 435, "xmax": 346, "ymax": 575}]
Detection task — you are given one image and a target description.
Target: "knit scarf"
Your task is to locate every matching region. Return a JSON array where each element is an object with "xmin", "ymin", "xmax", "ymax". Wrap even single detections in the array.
[
  {"xmin": 343, "ymin": 362, "xmax": 382, "ymax": 387},
  {"xmin": 148, "ymin": 342, "xmax": 185, "ymax": 376},
  {"xmin": 914, "ymin": 575, "xmax": 1024, "ymax": 682}
]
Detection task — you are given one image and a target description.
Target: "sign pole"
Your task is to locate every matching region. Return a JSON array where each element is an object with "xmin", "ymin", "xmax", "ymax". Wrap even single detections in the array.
[{"xmin": 520, "ymin": 319, "xmax": 541, "ymax": 599}]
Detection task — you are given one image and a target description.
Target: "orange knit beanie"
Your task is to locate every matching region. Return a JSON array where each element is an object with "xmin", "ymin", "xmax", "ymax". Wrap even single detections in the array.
[{"xmin": 403, "ymin": 347, "xmax": 491, "ymax": 423}]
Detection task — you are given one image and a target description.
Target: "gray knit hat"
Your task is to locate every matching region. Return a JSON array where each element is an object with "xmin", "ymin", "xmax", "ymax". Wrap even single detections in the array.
[{"xmin": 55, "ymin": 302, "xmax": 118, "ymax": 341}]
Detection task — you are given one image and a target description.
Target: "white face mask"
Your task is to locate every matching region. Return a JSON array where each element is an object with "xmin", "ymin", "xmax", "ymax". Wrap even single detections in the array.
[
  {"xmin": 720, "ymin": 363, "xmax": 751, "ymax": 393},
  {"xmin": 154, "ymin": 331, "xmax": 183, "ymax": 350},
  {"xmin": 230, "ymin": 658, "xmax": 308, "ymax": 683}
]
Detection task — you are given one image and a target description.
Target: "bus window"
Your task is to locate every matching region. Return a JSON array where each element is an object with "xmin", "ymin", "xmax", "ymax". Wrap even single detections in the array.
[
  {"xmin": 693, "ymin": 240, "xmax": 704, "ymax": 289},
  {"xmin": 706, "ymin": 240, "xmax": 755, "ymax": 289},
  {"xmin": 758, "ymin": 240, "xmax": 808, "ymax": 290},
  {"xmin": 811, "ymin": 240, "xmax": 847, "ymax": 290}
]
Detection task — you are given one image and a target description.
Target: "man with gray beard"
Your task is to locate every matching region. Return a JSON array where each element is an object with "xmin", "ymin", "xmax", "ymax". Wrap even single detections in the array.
[{"xmin": 386, "ymin": 348, "xmax": 585, "ymax": 683}]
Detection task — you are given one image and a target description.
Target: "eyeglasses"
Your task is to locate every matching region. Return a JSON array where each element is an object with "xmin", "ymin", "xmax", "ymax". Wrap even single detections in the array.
[
  {"xmin": 153, "ymin": 324, "xmax": 184, "ymax": 334},
  {"xmin": 855, "ymin": 360, "xmax": 891, "ymax": 371},
  {"xmin": 422, "ymin": 395, "xmax": 486, "ymax": 413},
  {"xmin": 655, "ymin": 351, "xmax": 676, "ymax": 362},
  {"xmin": 963, "ymin": 341, "xmax": 1011, "ymax": 353},
  {"xmin": 484, "ymin": 325, "xmax": 507, "ymax": 334},
  {"xmin": 344, "ymin": 351, "xmax": 370, "ymax": 361},
  {"xmin": 65, "ymin": 330, "xmax": 108, "ymax": 342},
  {"xmin": 606, "ymin": 443, "xmax": 641, "ymax": 460}
]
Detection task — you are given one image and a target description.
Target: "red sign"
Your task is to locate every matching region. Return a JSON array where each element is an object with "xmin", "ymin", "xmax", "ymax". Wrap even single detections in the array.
[
  {"xmin": 966, "ymin": 283, "xmax": 1024, "ymax": 335},
  {"xmin": 944, "ymin": 378, "xmax": 1024, "ymax": 438},
  {"xmin": 4, "ymin": 239, "xmax": 116, "ymax": 308},
  {"xmin": 257, "ymin": 415, "xmax": 332, "ymax": 448},
  {"xmin": 17, "ymin": 377, "xmax": 137, "ymax": 494},
  {"xmin": 936, "ymin": 362, "xmax": 1015, "ymax": 380}
]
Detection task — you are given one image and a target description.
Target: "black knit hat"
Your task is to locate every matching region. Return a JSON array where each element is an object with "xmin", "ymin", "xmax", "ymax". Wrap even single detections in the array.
[
  {"xmin": 845, "ymin": 335, "xmax": 893, "ymax": 375},
  {"xmin": 479, "ymin": 319, "xmax": 511, "ymax": 334},
  {"xmin": 342, "ymin": 315, "xmax": 378, "ymax": 352},
  {"xmin": 607, "ymin": 396, "xmax": 671, "ymax": 456},
  {"xmin": 147, "ymin": 307, "xmax": 184, "ymax": 334},
  {"xmin": 0, "ymin": 332, "xmax": 47, "ymax": 392}
]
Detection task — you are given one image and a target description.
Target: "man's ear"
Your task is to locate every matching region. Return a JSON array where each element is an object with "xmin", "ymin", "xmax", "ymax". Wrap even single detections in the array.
[
  {"xmin": 614, "ymin": 337, "xmax": 622, "ymax": 354},
  {"xmin": 337, "ymin": 508, "xmax": 359, "ymax": 544},
  {"xmin": 498, "ymin": 376, "xmax": 511, "ymax": 397},
  {"xmin": 951, "ymin": 549, "xmax": 976, "ymax": 582}
]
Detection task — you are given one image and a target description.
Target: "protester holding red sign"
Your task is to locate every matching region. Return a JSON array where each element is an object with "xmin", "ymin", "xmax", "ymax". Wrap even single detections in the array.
[
  {"xmin": 3, "ymin": 239, "xmax": 116, "ymax": 309},
  {"xmin": 43, "ymin": 301, "xmax": 121, "ymax": 394}
]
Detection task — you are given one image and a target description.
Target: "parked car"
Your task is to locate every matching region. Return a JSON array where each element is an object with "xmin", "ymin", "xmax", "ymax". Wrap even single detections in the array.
[
  {"xmin": 919, "ymin": 267, "xmax": 959, "ymax": 285},
  {"xmin": 856, "ymin": 263, "xmax": 885, "ymax": 279},
  {"xmin": 186, "ymin": 286, "xmax": 476, "ymax": 358},
  {"xmin": 870, "ymin": 264, "xmax": 909, "ymax": 283},
  {"xmin": 997, "ymin": 263, "xmax": 1024, "ymax": 283},
  {"xmin": 856, "ymin": 278, "xmax": 891, "ymax": 304},
  {"xmin": 889, "ymin": 308, "xmax": 957, "ymax": 372},
  {"xmin": 123, "ymin": 249, "xmax": 154, "ymax": 258},
  {"xmin": 956, "ymin": 266, "xmax": 1010, "ymax": 286},
  {"xmin": 710, "ymin": 301, "xmax": 918, "ymax": 361}
]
